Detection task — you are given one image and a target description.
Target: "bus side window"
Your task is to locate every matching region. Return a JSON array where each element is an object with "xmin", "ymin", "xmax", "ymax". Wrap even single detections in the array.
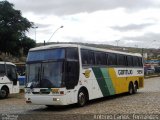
[
  {"xmin": 81, "ymin": 49, "xmax": 89, "ymax": 65},
  {"xmin": 88, "ymin": 51, "xmax": 95, "ymax": 65},
  {"xmin": 117, "ymin": 54, "xmax": 125, "ymax": 66},
  {"xmin": 0, "ymin": 64, "xmax": 5, "ymax": 76},
  {"xmin": 66, "ymin": 48, "xmax": 79, "ymax": 60},
  {"xmin": 127, "ymin": 56, "xmax": 133, "ymax": 66},
  {"xmin": 133, "ymin": 57, "xmax": 139, "ymax": 67},
  {"xmin": 108, "ymin": 53, "xmax": 117, "ymax": 66},
  {"xmin": 95, "ymin": 52, "xmax": 107, "ymax": 65},
  {"xmin": 6, "ymin": 65, "xmax": 17, "ymax": 85}
]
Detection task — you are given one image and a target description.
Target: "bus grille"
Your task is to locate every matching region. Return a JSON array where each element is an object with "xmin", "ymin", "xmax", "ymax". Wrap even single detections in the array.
[
  {"xmin": 32, "ymin": 92, "xmax": 50, "ymax": 94},
  {"xmin": 32, "ymin": 89, "xmax": 51, "ymax": 94}
]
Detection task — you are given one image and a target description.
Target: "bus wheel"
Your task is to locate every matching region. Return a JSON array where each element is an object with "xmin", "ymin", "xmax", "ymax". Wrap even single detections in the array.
[
  {"xmin": 128, "ymin": 83, "xmax": 134, "ymax": 95},
  {"xmin": 77, "ymin": 90, "xmax": 87, "ymax": 107},
  {"xmin": 0, "ymin": 87, "xmax": 9, "ymax": 98},
  {"xmin": 133, "ymin": 82, "xmax": 138, "ymax": 94}
]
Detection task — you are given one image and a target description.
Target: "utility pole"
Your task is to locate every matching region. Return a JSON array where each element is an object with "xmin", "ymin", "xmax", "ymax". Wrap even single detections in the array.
[
  {"xmin": 32, "ymin": 26, "xmax": 38, "ymax": 42},
  {"xmin": 141, "ymin": 48, "xmax": 144, "ymax": 57},
  {"xmin": 115, "ymin": 40, "xmax": 120, "ymax": 47}
]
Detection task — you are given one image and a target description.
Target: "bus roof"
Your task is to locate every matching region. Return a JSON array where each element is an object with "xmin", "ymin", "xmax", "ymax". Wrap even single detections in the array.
[
  {"xmin": 0, "ymin": 62, "xmax": 16, "ymax": 66},
  {"xmin": 30, "ymin": 44, "xmax": 142, "ymax": 57},
  {"xmin": 30, "ymin": 44, "xmax": 79, "ymax": 51}
]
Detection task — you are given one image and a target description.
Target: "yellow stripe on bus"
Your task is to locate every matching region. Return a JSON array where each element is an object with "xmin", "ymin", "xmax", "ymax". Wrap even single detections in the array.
[{"xmin": 108, "ymin": 68, "xmax": 143, "ymax": 94}]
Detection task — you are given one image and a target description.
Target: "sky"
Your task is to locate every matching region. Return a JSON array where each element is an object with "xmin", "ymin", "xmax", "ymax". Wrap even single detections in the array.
[{"xmin": 7, "ymin": 0, "xmax": 160, "ymax": 48}]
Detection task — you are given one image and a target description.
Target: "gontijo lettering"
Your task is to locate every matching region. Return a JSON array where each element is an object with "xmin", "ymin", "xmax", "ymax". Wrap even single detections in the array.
[{"xmin": 118, "ymin": 70, "xmax": 133, "ymax": 75}]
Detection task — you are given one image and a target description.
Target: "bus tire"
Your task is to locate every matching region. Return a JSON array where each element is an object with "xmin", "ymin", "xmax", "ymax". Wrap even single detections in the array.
[
  {"xmin": 128, "ymin": 82, "xmax": 134, "ymax": 95},
  {"xmin": 0, "ymin": 87, "xmax": 9, "ymax": 99},
  {"xmin": 77, "ymin": 89, "xmax": 87, "ymax": 107},
  {"xmin": 133, "ymin": 82, "xmax": 138, "ymax": 94}
]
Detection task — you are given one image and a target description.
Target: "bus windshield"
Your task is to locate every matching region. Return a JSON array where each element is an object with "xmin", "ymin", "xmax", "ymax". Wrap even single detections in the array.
[
  {"xmin": 26, "ymin": 62, "xmax": 63, "ymax": 88},
  {"xmin": 26, "ymin": 47, "xmax": 79, "ymax": 89}
]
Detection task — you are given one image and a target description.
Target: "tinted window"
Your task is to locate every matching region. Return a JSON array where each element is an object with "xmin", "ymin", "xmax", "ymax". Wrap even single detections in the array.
[
  {"xmin": 88, "ymin": 51, "xmax": 95, "ymax": 65},
  {"xmin": 127, "ymin": 56, "xmax": 133, "ymax": 66},
  {"xmin": 81, "ymin": 49, "xmax": 96, "ymax": 65},
  {"xmin": 108, "ymin": 53, "xmax": 117, "ymax": 65},
  {"xmin": 117, "ymin": 54, "xmax": 126, "ymax": 66},
  {"xmin": 27, "ymin": 49, "xmax": 65, "ymax": 62},
  {"xmin": 81, "ymin": 49, "xmax": 89, "ymax": 65},
  {"xmin": 6, "ymin": 65, "xmax": 17, "ymax": 81},
  {"xmin": 0, "ymin": 64, "xmax": 5, "ymax": 76},
  {"xmin": 95, "ymin": 52, "xmax": 106, "ymax": 65},
  {"xmin": 138, "ymin": 57, "xmax": 143, "ymax": 67},
  {"xmin": 133, "ymin": 57, "xmax": 139, "ymax": 66},
  {"xmin": 66, "ymin": 48, "xmax": 78, "ymax": 60}
]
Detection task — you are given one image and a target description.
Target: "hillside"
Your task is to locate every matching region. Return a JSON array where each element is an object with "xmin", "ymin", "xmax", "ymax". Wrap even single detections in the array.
[{"xmin": 1, "ymin": 42, "xmax": 160, "ymax": 62}]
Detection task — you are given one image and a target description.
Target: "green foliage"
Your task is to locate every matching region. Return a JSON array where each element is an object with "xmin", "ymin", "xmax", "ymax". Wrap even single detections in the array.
[
  {"xmin": 0, "ymin": 1, "xmax": 35, "ymax": 56},
  {"xmin": 21, "ymin": 37, "xmax": 36, "ymax": 55}
]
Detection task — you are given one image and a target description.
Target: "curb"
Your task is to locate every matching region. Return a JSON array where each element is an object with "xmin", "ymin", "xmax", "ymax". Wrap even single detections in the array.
[{"xmin": 144, "ymin": 75, "xmax": 160, "ymax": 79}]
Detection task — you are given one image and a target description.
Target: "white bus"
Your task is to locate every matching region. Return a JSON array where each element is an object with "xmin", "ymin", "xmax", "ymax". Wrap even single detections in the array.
[
  {"xmin": 25, "ymin": 44, "xmax": 144, "ymax": 106},
  {"xmin": 0, "ymin": 62, "xmax": 19, "ymax": 98}
]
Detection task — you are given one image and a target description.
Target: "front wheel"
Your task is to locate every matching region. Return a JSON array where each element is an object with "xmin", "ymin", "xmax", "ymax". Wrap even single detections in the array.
[
  {"xmin": 77, "ymin": 90, "xmax": 87, "ymax": 107},
  {"xmin": 0, "ymin": 87, "xmax": 9, "ymax": 99}
]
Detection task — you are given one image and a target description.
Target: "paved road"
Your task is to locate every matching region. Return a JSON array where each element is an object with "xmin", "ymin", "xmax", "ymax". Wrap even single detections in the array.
[{"xmin": 0, "ymin": 77, "xmax": 160, "ymax": 120}]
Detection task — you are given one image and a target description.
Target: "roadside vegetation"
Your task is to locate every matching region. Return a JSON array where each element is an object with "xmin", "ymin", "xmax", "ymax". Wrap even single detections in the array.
[{"xmin": 0, "ymin": 1, "xmax": 36, "ymax": 62}]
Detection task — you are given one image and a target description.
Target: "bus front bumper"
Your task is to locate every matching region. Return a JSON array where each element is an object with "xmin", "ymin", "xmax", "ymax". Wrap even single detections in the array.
[{"xmin": 25, "ymin": 94, "xmax": 69, "ymax": 105}]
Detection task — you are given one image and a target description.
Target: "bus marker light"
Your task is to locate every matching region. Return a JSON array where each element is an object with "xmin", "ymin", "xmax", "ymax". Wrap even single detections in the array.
[{"xmin": 60, "ymin": 91, "xmax": 64, "ymax": 94}]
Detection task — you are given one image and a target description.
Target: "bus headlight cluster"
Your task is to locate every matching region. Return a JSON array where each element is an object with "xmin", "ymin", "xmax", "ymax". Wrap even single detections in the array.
[{"xmin": 53, "ymin": 98, "xmax": 60, "ymax": 101}]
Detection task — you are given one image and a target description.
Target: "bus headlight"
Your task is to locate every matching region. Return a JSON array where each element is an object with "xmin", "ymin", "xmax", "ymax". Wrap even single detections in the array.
[{"xmin": 53, "ymin": 98, "xmax": 60, "ymax": 101}]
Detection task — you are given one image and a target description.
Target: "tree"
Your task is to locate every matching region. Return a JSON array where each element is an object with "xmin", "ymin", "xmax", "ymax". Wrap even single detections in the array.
[
  {"xmin": 21, "ymin": 36, "xmax": 36, "ymax": 55},
  {"xmin": 0, "ymin": 1, "xmax": 35, "ymax": 56}
]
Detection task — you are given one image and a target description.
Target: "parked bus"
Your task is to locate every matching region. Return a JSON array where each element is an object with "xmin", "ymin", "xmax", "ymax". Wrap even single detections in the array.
[
  {"xmin": 25, "ymin": 44, "xmax": 144, "ymax": 106},
  {"xmin": 0, "ymin": 62, "xmax": 19, "ymax": 98}
]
